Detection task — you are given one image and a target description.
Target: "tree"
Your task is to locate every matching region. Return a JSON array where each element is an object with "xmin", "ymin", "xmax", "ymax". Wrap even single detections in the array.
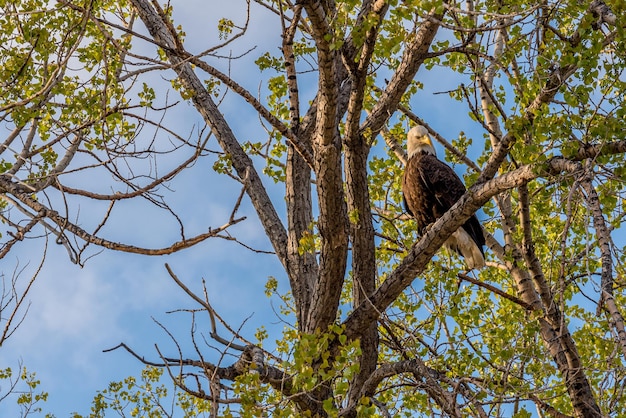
[{"xmin": 2, "ymin": 0, "xmax": 626, "ymax": 416}]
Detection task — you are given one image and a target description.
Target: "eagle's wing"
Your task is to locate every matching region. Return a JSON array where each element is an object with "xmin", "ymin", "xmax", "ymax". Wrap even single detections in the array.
[
  {"xmin": 418, "ymin": 154, "xmax": 467, "ymax": 217},
  {"xmin": 419, "ymin": 155, "xmax": 485, "ymax": 252},
  {"xmin": 402, "ymin": 195, "xmax": 413, "ymax": 217}
]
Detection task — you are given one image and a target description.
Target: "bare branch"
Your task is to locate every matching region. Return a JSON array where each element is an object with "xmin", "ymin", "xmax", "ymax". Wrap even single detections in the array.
[
  {"xmin": 129, "ymin": 0, "xmax": 291, "ymax": 271},
  {"xmin": 1, "ymin": 175, "xmax": 244, "ymax": 257}
]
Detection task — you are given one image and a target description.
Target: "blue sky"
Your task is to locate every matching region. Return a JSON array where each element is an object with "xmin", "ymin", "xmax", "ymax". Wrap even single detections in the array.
[
  {"xmin": 0, "ymin": 0, "xmax": 488, "ymax": 417},
  {"xmin": 0, "ymin": 1, "xmax": 546, "ymax": 416},
  {"xmin": 0, "ymin": 144, "xmax": 292, "ymax": 415},
  {"xmin": 0, "ymin": 1, "xmax": 290, "ymax": 415},
  {"xmin": 0, "ymin": 12, "xmax": 488, "ymax": 418}
]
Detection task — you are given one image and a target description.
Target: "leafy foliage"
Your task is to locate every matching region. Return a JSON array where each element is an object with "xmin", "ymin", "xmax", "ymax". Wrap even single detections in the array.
[
  {"xmin": 0, "ymin": 366, "xmax": 50, "ymax": 418},
  {"xmin": 2, "ymin": 0, "xmax": 626, "ymax": 417},
  {"xmin": 71, "ymin": 367, "xmax": 211, "ymax": 418}
]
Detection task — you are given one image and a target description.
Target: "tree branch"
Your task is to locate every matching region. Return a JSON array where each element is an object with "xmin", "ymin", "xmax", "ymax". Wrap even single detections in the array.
[
  {"xmin": 0, "ymin": 175, "xmax": 244, "ymax": 257},
  {"xmin": 299, "ymin": 0, "xmax": 349, "ymax": 334},
  {"xmin": 342, "ymin": 156, "xmax": 591, "ymax": 339},
  {"xmin": 580, "ymin": 169, "xmax": 626, "ymax": 358},
  {"xmin": 360, "ymin": 6, "xmax": 445, "ymax": 138},
  {"xmin": 129, "ymin": 0, "xmax": 291, "ymax": 272}
]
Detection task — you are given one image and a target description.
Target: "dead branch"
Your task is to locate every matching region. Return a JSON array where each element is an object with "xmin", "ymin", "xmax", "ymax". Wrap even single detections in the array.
[
  {"xmin": 0, "ymin": 174, "xmax": 245, "ymax": 258},
  {"xmin": 164, "ymin": 263, "xmax": 247, "ymax": 352}
]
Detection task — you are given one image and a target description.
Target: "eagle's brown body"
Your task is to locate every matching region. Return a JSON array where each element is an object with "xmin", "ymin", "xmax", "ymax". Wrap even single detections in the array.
[{"xmin": 402, "ymin": 126, "xmax": 485, "ymax": 269}]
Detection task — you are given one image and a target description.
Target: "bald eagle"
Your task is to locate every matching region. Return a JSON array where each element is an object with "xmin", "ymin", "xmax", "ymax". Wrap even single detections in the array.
[{"xmin": 402, "ymin": 125, "xmax": 485, "ymax": 270}]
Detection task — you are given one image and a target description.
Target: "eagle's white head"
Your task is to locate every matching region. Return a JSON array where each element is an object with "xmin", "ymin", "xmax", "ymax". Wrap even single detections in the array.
[{"xmin": 407, "ymin": 125, "xmax": 436, "ymax": 158}]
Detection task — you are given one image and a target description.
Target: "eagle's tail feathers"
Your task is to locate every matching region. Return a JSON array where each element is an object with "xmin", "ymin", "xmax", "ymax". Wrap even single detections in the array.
[{"xmin": 445, "ymin": 228, "xmax": 485, "ymax": 270}]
